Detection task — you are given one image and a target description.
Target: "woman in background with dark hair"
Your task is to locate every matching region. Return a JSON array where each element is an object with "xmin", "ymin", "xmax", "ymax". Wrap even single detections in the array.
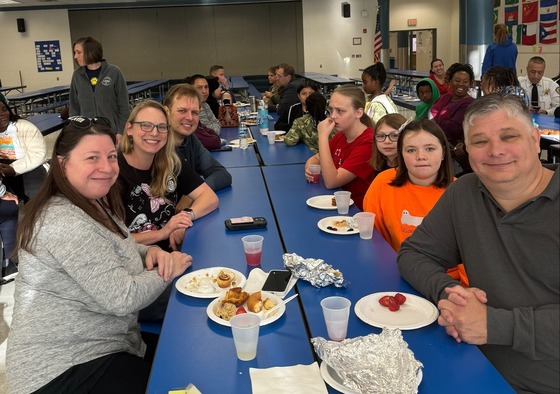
[
  {"xmin": 481, "ymin": 66, "xmax": 529, "ymax": 105},
  {"xmin": 362, "ymin": 62, "xmax": 398, "ymax": 125},
  {"xmin": 284, "ymin": 91, "xmax": 334, "ymax": 153},
  {"xmin": 429, "ymin": 63, "xmax": 475, "ymax": 147},
  {"xmin": 0, "ymin": 94, "xmax": 46, "ymax": 201},
  {"xmin": 7, "ymin": 116, "xmax": 190, "ymax": 393},
  {"xmin": 69, "ymin": 36, "xmax": 130, "ymax": 134},
  {"xmin": 428, "ymin": 59, "xmax": 449, "ymax": 95},
  {"xmin": 274, "ymin": 80, "xmax": 317, "ymax": 131}
]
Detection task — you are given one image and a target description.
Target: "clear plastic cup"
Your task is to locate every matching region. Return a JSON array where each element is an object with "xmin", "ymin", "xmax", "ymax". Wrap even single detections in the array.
[
  {"xmin": 308, "ymin": 164, "xmax": 321, "ymax": 184},
  {"xmin": 334, "ymin": 191, "xmax": 351, "ymax": 214},
  {"xmin": 242, "ymin": 235, "xmax": 264, "ymax": 266},
  {"xmin": 354, "ymin": 212, "xmax": 375, "ymax": 240},
  {"xmin": 320, "ymin": 296, "xmax": 351, "ymax": 341},
  {"xmin": 267, "ymin": 131, "xmax": 276, "ymax": 145},
  {"xmin": 230, "ymin": 313, "xmax": 261, "ymax": 361}
]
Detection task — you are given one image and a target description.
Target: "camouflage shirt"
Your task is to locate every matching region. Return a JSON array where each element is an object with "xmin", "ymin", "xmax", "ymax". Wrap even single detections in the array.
[{"xmin": 284, "ymin": 114, "xmax": 336, "ymax": 153}]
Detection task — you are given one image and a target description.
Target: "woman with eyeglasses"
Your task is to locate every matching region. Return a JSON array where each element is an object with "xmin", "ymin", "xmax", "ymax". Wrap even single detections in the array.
[
  {"xmin": 119, "ymin": 100, "xmax": 219, "ymax": 254},
  {"xmin": 304, "ymin": 85, "xmax": 375, "ymax": 210},
  {"xmin": 7, "ymin": 116, "xmax": 191, "ymax": 393},
  {"xmin": 369, "ymin": 113, "xmax": 407, "ymax": 173}
]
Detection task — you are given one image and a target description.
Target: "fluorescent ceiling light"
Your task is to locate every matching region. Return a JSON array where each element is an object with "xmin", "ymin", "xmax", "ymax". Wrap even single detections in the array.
[{"xmin": 0, "ymin": 0, "xmax": 21, "ymax": 4}]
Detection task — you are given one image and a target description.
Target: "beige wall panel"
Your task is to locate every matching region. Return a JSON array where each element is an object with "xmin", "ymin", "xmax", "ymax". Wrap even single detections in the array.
[
  {"xmin": 97, "ymin": 9, "xmax": 131, "ymax": 73},
  {"xmin": 127, "ymin": 8, "xmax": 160, "ymax": 80},
  {"xmin": 213, "ymin": 5, "xmax": 246, "ymax": 76},
  {"xmin": 184, "ymin": 6, "xmax": 219, "ymax": 77},
  {"xmin": 268, "ymin": 3, "xmax": 301, "ymax": 72},
  {"xmin": 155, "ymin": 8, "xmax": 189, "ymax": 79}
]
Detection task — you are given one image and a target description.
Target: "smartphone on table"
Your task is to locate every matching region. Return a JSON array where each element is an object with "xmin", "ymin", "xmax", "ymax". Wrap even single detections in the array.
[
  {"xmin": 224, "ymin": 216, "xmax": 267, "ymax": 231},
  {"xmin": 261, "ymin": 269, "xmax": 293, "ymax": 296}
]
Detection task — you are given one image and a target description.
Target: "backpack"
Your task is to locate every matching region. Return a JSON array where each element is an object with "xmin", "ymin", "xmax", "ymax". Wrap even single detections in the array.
[{"xmin": 218, "ymin": 98, "xmax": 239, "ymax": 127}]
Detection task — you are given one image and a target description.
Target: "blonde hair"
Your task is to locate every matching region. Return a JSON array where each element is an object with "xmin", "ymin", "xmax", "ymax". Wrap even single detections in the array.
[
  {"xmin": 493, "ymin": 23, "xmax": 509, "ymax": 44},
  {"xmin": 331, "ymin": 85, "xmax": 374, "ymax": 129},
  {"xmin": 120, "ymin": 100, "xmax": 181, "ymax": 201}
]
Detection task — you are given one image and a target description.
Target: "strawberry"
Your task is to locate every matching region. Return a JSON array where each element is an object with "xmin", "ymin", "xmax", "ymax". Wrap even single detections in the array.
[
  {"xmin": 378, "ymin": 295, "xmax": 392, "ymax": 307},
  {"xmin": 387, "ymin": 297, "xmax": 400, "ymax": 312},
  {"xmin": 236, "ymin": 306, "xmax": 247, "ymax": 315},
  {"xmin": 394, "ymin": 293, "xmax": 407, "ymax": 305}
]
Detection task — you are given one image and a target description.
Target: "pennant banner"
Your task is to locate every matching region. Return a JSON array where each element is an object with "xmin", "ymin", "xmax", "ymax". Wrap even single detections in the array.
[{"xmin": 540, "ymin": 20, "xmax": 558, "ymax": 43}]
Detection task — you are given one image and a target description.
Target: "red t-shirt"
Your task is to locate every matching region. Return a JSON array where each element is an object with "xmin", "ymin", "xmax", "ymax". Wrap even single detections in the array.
[
  {"xmin": 429, "ymin": 74, "xmax": 450, "ymax": 95},
  {"xmin": 328, "ymin": 127, "xmax": 375, "ymax": 210}
]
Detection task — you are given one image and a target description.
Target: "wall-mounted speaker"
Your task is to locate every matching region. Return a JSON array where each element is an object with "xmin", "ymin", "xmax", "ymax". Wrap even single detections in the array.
[
  {"xmin": 17, "ymin": 18, "xmax": 25, "ymax": 33},
  {"xmin": 342, "ymin": 2, "xmax": 351, "ymax": 18}
]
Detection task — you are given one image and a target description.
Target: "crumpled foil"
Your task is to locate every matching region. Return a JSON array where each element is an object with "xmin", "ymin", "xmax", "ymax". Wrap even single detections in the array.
[
  {"xmin": 311, "ymin": 329, "xmax": 423, "ymax": 394},
  {"xmin": 283, "ymin": 253, "xmax": 348, "ymax": 288}
]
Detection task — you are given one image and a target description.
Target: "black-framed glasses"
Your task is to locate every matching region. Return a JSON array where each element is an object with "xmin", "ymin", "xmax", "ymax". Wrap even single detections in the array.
[
  {"xmin": 131, "ymin": 121, "xmax": 169, "ymax": 134},
  {"xmin": 64, "ymin": 116, "xmax": 111, "ymax": 131},
  {"xmin": 375, "ymin": 132, "xmax": 400, "ymax": 142}
]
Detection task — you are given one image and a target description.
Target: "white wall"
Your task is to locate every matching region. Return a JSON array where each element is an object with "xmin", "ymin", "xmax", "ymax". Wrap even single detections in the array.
[
  {"xmin": 302, "ymin": 0, "xmax": 376, "ymax": 79},
  {"xmin": 0, "ymin": 10, "xmax": 74, "ymax": 90}
]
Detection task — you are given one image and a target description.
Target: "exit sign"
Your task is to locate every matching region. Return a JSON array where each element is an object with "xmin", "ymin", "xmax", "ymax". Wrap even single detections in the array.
[{"xmin": 408, "ymin": 18, "xmax": 417, "ymax": 26}]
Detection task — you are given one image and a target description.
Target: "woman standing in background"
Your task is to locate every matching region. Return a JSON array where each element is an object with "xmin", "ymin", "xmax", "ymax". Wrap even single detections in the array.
[
  {"xmin": 69, "ymin": 36, "xmax": 130, "ymax": 135},
  {"xmin": 481, "ymin": 23, "xmax": 518, "ymax": 76}
]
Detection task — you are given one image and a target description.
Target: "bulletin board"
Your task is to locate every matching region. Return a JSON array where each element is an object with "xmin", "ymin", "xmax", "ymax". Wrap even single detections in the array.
[{"xmin": 35, "ymin": 40, "xmax": 63, "ymax": 72}]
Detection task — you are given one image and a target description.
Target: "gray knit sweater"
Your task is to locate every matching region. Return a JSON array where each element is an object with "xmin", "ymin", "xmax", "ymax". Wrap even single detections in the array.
[{"xmin": 6, "ymin": 197, "xmax": 167, "ymax": 394}]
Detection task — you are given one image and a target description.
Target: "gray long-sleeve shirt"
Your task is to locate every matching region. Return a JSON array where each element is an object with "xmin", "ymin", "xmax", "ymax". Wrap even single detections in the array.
[
  {"xmin": 7, "ymin": 197, "xmax": 167, "ymax": 394},
  {"xmin": 398, "ymin": 167, "xmax": 559, "ymax": 394}
]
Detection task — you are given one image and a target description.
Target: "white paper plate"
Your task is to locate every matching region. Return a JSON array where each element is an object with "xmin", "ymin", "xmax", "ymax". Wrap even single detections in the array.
[
  {"xmin": 320, "ymin": 361, "xmax": 422, "ymax": 394},
  {"xmin": 233, "ymin": 102, "xmax": 249, "ymax": 107},
  {"xmin": 354, "ymin": 292, "xmax": 438, "ymax": 330},
  {"xmin": 260, "ymin": 130, "xmax": 286, "ymax": 136},
  {"xmin": 206, "ymin": 291, "xmax": 285, "ymax": 327},
  {"xmin": 229, "ymin": 137, "xmax": 256, "ymax": 146},
  {"xmin": 317, "ymin": 216, "xmax": 358, "ymax": 235},
  {"xmin": 175, "ymin": 267, "xmax": 247, "ymax": 298},
  {"xmin": 307, "ymin": 195, "xmax": 354, "ymax": 210}
]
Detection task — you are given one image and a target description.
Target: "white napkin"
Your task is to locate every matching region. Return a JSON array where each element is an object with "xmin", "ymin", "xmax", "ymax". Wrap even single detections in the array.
[
  {"xmin": 244, "ymin": 268, "xmax": 298, "ymax": 298},
  {"xmin": 250, "ymin": 362, "xmax": 328, "ymax": 394}
]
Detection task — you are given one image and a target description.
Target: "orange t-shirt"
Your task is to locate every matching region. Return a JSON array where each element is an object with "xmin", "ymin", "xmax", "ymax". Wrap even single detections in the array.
[
  {"xmin": 363, "ymin": 168, "xmax": 469, "ymax": 287},
  {"xmin": 363, "ymin": 168, "xmax": 448, "ymax": 252}
]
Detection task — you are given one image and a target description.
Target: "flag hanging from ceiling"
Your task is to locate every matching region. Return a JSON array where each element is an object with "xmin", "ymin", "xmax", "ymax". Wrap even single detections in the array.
[
  {"xmin": 505, "ymin": 6, "xmax": 519, "ymax": 25},
  {"xmin": 505, "ymin": 0, "xmax": 518, "ymax": 4},
  {"xmin": 539, "ymin": 0, "xmax": 558, "ymax": 22},
  {"xmin": 373, "ymin": 6, "xmax": 382, "ymax": 63},
  {"xmin": 522, "ymin": 1, "xmax": 538, "ymax": 23},
  {"xmin": 540, "ymin": 20, "xmax": 557, "ymax": 44},
  {"xmin": 522, "ymin": 23, "xmax": 538, "ymax": 45}
]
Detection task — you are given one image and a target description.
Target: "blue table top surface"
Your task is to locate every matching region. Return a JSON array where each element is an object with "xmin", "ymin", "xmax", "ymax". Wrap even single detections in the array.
[
  {"xmin": 147, "ymin": 166, "xmax": 315, "ymax": 394},
  {"xmin": 262, "ymin": 164, "xmax": 514, "ymax": 394}
]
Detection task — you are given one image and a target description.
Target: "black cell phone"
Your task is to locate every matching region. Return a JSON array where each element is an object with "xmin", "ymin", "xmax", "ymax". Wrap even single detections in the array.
[
  {"xmin": 261, "ymin": 270, "xmax": 293, "ymax": 294},
  {"xmin": 224, "ymin": 216, "xmax": 267, "ymax": 231},
  {"xmin": 210, "ymin": 146, "xmax": 233, "ymax": 152}
]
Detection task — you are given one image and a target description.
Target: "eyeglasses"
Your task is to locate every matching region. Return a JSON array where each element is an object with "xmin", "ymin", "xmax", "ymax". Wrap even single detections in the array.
[
  {"xmin": 131, "ymin": 121, "xmax": 169, "ymax": 134},
  {"xmin": 64, "ymin": 116, "xmax": 111, "ymax": 131},
  {"xmin": 375, "ymin": 133, "xmax": 400, "ymax": 142}
]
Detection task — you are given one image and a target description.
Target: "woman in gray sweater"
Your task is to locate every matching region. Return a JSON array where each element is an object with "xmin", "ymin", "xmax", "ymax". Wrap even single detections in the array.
[{"xmin": 6, "ymin": 117, "xmax": 191, "ymax": 393}]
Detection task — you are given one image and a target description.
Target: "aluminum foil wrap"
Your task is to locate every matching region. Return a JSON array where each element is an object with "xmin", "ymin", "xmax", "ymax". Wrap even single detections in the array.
[
  {"xmin": 283, "ymin": 253, "xmax": 348, "ymax": 288},
  {"xmin": 312, "ymin": 329, "xmax": 423, "ymax": 394}
]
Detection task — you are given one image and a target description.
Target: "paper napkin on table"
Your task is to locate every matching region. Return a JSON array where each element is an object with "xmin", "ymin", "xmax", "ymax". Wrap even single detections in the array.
[{"xmin": 250, "ymin": 362, "xmax": 328, "ymax": 394}]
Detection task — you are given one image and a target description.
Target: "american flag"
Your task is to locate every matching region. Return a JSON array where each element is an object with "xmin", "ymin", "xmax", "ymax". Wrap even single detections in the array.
[{"xmin": 373, "ymin": 6, "xmax": 382, "ymax": 62}]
